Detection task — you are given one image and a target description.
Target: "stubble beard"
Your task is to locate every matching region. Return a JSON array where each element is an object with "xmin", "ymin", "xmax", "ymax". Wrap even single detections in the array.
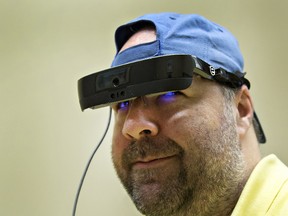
[
  {"xmin": 112, "ymin": 105, "xmax": 245, "ymax": 216},
  {"xmin": 123, "ymin": 139, "xmax": 190, "ymax": 216}
]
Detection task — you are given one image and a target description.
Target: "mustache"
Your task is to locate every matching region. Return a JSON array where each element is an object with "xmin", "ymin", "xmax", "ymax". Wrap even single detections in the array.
[{"xmin": 122, "ymin": 136, "xmax": 184, "ymax": 170}]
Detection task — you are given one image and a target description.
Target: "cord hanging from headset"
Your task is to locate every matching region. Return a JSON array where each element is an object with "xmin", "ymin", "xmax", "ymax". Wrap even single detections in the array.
[{"xmin": 72, "ymin": 107, "xmax": 112, "ymax": 216}]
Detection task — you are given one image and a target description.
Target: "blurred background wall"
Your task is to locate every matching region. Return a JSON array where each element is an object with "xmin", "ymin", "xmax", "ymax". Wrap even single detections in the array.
[{"xmin": 1, "ymin": 0, "xmax": 287, "ymax": 215}]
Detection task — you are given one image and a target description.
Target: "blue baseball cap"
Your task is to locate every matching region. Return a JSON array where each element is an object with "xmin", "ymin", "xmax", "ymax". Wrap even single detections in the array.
[
  {"xmin": 112, "ymin": 12, "xmax": 243, "ymax": 74},
  {"xmin": 110, "ymin": 12, "xmax": 266, "ymax": 143}
]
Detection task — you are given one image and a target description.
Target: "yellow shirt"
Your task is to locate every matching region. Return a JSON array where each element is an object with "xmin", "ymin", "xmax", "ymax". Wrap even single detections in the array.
[{"xmin": 232, "ymin": 154, "xmax": 288, "ymax": 216}]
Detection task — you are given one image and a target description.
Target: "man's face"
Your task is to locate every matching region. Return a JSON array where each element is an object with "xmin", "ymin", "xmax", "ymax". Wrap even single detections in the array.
[
  {"xmin": 110, "ymin": 28, "xmax": 245, "ymax": 216},
  {"xmin": 111, "ymin": 75, "xmax": 245, "ymax": 215}
]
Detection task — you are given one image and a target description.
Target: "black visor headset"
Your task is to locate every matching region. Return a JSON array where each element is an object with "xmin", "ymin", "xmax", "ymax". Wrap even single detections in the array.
[{"xmin": 78, "ymin": 54, "xmax": 250, "ymax": 111}]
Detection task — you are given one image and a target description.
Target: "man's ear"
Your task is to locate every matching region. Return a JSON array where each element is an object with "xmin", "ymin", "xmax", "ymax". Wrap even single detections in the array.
[{"xmin": 236, "ymin": 85, "xmax": 254, "ymax": 141}]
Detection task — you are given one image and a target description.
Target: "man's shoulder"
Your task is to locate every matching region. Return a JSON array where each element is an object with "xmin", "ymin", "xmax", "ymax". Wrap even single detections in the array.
[
  {"xmin": 232, "ymin": 154, "xmax": 288, "ymax": 216},
  {"xmin": 264, "ymin": 155, "xmax": 288, "ymax": 215}
]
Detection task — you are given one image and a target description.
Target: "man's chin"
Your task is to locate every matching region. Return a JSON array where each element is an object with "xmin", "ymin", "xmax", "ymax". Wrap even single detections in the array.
[
  {"xmin": 130, "ymin": 170, "xmax": 167, "ymax": 204},
  {"xmin": 131, "ymin": 182, "xmax": 169, "ymax": 215},
  {"xmin": 127, "ymin": 168, "xmax": 189, "ymax": 216}
]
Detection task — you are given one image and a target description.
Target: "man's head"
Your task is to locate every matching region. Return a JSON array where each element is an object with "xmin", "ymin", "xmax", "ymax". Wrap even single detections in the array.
[{"xmin": 109, "ymin": 13, "xmax": 263, "ymax": 216}]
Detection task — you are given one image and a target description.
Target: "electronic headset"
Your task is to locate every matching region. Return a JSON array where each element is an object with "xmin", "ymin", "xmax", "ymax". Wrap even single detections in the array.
[{"xmin": 78, "ymin": 54, "xmax": 250, "ymax": 111}]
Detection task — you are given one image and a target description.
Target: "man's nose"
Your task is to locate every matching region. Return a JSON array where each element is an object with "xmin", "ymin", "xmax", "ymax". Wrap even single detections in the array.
[{"xmin": 122, "ymin": 97, "xmax": 159, "ymax": 140}]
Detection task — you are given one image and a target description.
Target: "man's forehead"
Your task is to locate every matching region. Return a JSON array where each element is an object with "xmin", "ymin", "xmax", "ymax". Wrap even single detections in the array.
[{"xmin": 119, "ymin": 27, "xmax": 156, "ymax": 53}]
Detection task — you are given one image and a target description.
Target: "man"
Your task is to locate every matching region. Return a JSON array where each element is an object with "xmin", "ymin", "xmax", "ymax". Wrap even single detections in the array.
[{"xmin": 79, "ymin": 13, "xmax": 288, "ymax": 215}]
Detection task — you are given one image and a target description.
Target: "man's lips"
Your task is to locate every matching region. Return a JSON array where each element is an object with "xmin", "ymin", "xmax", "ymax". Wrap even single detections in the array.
[{"xmin": 132, "ymin": 155, "xmax": 177, "ymax": 169}]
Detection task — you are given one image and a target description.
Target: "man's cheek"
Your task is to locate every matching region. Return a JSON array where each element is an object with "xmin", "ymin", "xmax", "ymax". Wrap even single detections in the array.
[{"xmin": 111, "ymin": 136, "xmax": 129, "ymax": 174}]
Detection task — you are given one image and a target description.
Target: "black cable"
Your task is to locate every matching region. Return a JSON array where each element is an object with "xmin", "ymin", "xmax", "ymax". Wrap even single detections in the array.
[{"xmin": 72, "ymin": 107, "xmax": 112, "ymax": 216}]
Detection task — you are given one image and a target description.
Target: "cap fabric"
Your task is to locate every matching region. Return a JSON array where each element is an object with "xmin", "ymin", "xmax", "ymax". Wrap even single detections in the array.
[
  {"xmin": 112, "ymin": 12, "xmax": 244, "ymax": 74},
  {"xmin": 110, "ymin": 12, "xmax": 266, "ymax": 143}
]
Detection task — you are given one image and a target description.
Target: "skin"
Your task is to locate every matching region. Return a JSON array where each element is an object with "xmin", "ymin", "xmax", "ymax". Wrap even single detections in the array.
[{"xmin": 111, "ymin": 28, "xmax": 261, "ymax": 216}]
